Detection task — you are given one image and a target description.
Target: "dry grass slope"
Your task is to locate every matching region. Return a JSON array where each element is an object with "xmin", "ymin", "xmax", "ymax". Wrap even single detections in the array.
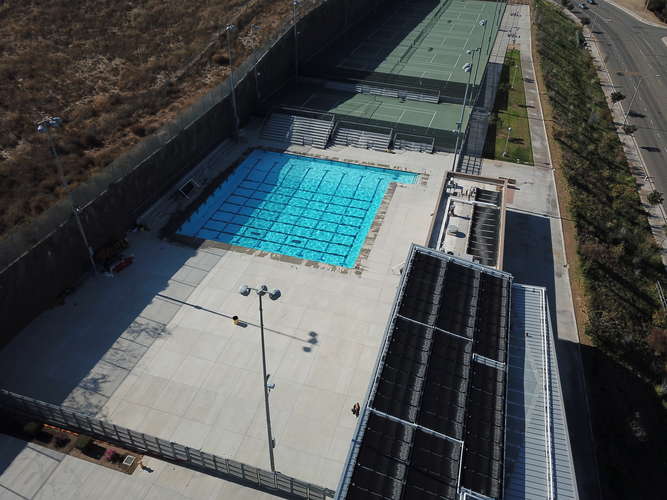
[{"xmin": 0, "ymin": 0, "xmax": 309, "ymax": 236}]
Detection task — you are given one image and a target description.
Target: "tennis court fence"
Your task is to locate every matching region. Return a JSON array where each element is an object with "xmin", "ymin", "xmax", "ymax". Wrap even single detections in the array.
[{"xmin": 0, "ymin": 389, "xmax": 335, "ymax": 499}]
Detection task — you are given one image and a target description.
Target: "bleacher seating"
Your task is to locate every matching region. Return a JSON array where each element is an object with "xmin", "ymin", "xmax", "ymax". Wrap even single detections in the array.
[
  {"xmin": 332, "ymin": 125, "xmax": 392, "ymax": 151},
  {"xmin": 394, "ymin": 135, "xmax": 434, "ymax": 153},
  {"xmin": 261, "ymin": 112, "xmax": 334, "ymax": 149},
  {"xmin": 324, "ymin": 80, "xmax": 439, "ymax": 104}
]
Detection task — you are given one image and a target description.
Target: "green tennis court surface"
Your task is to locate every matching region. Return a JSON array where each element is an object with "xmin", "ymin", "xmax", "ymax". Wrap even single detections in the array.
[
  {"xmin": 266, "ymin": 0, "xmax": 507, "ymax": 151},
  {"xmin": 328, "ymin": 0, "xmax": 505, "ymax": 89},
  {"xmin": 301, "ymin": 91, "xmax": 470, "ymax": 132}
]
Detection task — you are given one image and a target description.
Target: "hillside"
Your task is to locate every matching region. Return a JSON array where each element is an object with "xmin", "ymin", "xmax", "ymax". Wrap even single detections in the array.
[{"xmin": 0, "ymin": 0, "xmax": 310, "ymax": 237}]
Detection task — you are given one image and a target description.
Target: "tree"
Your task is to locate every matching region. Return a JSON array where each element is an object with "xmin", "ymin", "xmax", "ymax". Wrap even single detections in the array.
[
  {"xmin": 648, "ymin": 190, "xmax": 664, "ymax": 205},
  {"xmin": 611, "ymin": 91, "xmax": 626, "ymax": 103},
  {"xmin": 623, "ymin": 124, "xmax": 638, "ymax": 134}
]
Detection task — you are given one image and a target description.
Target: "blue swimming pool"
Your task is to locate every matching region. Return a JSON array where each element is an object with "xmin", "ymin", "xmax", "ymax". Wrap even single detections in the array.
[{"xmin": 178, "ymin": 150, "xmax": 417, "ymax": 267}]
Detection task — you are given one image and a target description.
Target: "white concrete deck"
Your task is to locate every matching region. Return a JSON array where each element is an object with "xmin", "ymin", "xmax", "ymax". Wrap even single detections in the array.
[{"xmin": 0, "ymin": 135, "xmax": 453, "ymax": 499}]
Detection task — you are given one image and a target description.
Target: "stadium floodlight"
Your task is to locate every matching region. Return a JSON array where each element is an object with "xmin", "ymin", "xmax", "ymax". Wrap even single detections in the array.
[
  {"xmin": 453, "ymin": 60, "xmax": 476, "ymax": 164},
  {"xmin": 467, "ymin": 47, "xmax": 482, "ymax": 93},
  {"xmin": 479, "ymin": 19, "xmax": 488, "ymax": 53},
  {"xmin": 238, "ymin": 283, "xmax": 283, "ymax": 472},
  {"xmin": 225, "ymin": 24, "xmax": 240, "ymax": 138},
  {"xmin": 36, "ymin": 117, "xmax": 96, "ymax": 274},
  {"xmin": 503, "ymin": 127, "xmax": 512, "ymax": 157}
]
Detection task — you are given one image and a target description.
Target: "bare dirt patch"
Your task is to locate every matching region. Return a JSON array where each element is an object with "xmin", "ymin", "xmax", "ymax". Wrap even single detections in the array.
[{"xmin": 0, "ymin": 0, "xmax": 316, "ymax": 237}]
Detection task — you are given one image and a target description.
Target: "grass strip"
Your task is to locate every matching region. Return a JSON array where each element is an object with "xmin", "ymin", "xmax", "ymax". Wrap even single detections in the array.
[{"xmin": 484, "ymin": 49, "xmax": 534, "ymax": 164}]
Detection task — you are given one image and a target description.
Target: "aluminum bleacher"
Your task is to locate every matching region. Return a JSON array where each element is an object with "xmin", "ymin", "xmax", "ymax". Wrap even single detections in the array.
[
  {"xmin": 324, "ymin": 80, "xmax": 440, "ymax": 104},
  {"xmin": 261, "ymin": 109, "xmax": 335, "ymax": 149},
  {"xmin": 394, "ymin": 133, "xmax": 435, "ymax": 153},
  {"xmin": 331, "ymin": 122, "xmax": 392, "ymax": 151}
]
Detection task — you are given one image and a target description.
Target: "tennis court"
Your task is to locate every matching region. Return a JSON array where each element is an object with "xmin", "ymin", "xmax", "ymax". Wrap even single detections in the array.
[
  {"xmin": 301, "ymin": 90, "xmax": 469, "ymax": 132},
  {"xmin": 327, "ymin": 0, "xmax": 505, "ymax": 88}
]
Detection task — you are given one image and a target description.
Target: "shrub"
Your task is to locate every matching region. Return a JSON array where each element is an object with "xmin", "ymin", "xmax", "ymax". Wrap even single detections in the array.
[
  {"xmin": 22, "ymin": 422, "xmax": 42, "ymax": 436},
  {"xmin": 623, "ymin": 124, "xmax": 638, "ymax": 135},
  {"xmin": 55, "ymin": 436, "xmax": 70, "ymax": 448},
  {"xmin": 648, "ymin": 190, "xmax": 664, "ymax": 205},
  {"xmin": 611, "ymin": 91, "xmax": 626, "ymax": 103},
  {"xmin": 74, "ymin": 435, "xmax": 92, "ymax": 450}
]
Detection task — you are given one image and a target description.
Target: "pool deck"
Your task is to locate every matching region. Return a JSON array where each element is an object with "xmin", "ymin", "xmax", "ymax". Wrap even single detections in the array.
[{"xmin": 0, "ymin": 123, "xmax": 453, "ymax": 499}]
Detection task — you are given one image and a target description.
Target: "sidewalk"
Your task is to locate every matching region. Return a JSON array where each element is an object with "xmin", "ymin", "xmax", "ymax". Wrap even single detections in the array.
[{"xmin": 515, "ymin": 6, "xmax": 552, "ymax": 168}]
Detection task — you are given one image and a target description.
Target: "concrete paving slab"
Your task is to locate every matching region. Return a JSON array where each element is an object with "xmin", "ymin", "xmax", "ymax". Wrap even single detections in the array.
[
  {"xmin": 62, "ymin": 387, "xmax": 109, "ymax": 417},
  {"xmin": 140, "ymin": 296, "xmax": 183, "ymax": 325},
  {"xmin": 137, "ymin": 408, "xmax": 181, "ymax": 441},
  {"xmin": 120, "ymin": 318, "xmax": 167, "ymax": 347},
  {"xmin": 121, "ymin": 373, "xmax": 168, "ymax": 409},
  {"xmin": 79, "ymin": 361, "xmax": 128, "ymax": 398},
  {"xmin": 102, "ymin": 337, "xmax": 149, "ymax": 371},
  {"xmin": 152, "ymin": 380, "xmax": 198, "ymax": 417},
  {"xmin": 0, "ymin": 485, "xmax": 24, "ymax": 499},
  {"xmin": 170, "ymin": 266, "xmax": 209, "ymax": 287},
  {"xmin": 32, "ymin": 456, "xmax": 93, "ymax": 500},
  {"xmin": 170, "ymin": 419, "xmax": 211, "ymax": 449},
  {"xmin": 201, "ymin": 427, "xmax": 245, "ymax": 458},
  {"xmin": 0, "ymin": 443, "xmax": 60, "ymax": 499},
  {"xmin": 109, "ymin": 399, "xmax": 150, "ymax": 429},
  {"xmin": 181, "ymin": 471, "xmax": 224, "ymax": 499}
]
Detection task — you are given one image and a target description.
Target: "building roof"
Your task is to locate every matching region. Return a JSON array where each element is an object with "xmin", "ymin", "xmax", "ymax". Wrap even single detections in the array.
[
  {"xmin": 433, "ymin": 173, "xmax": 508, "ymax": 270},
  {"xmin": 504, "ymin": 285, "xmax": 579, "ymax": 500},
  {"xmin": 335, "ymin": 244, "xmax": 512, "ymax": 500}
]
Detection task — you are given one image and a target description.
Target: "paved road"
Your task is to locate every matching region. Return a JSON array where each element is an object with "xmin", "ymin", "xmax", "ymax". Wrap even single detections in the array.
[{"xmin": 579, "ymin": 2, "xmax": 667, "ymax": 205}]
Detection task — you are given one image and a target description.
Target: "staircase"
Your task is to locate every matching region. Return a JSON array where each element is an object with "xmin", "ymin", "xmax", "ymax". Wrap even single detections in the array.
[
  {"xmin": 261, "ymin": 112, "xmax": 334, "ymax": 149},
  {"xmin": 324, "ymin": 80, "xmax": 439, "ymax": 104},
  {"xmin": 332, "ymin": 124, "xmax": 392, "ymax": 151},
  {"xmin": 466, "ymin": 189, "xmax": 501, "ymax": 267}
]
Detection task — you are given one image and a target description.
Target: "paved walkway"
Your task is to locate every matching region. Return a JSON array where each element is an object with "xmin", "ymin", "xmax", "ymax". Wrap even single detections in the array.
[{"xmin": 515, "ymin": 6, "xmax": 551, "ymax": 168}]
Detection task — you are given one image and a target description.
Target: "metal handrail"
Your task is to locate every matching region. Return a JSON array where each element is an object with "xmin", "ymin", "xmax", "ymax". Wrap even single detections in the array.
[{"xmin": 539, "ymin": 288, "xmax": 555, "ymax": 500}]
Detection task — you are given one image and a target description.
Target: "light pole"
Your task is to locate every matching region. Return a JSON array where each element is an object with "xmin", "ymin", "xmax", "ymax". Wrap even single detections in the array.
[
  {"xmin": 239, "ymin": 284, "xmax": 281, "ymax": 472},
  {"xmin": 488, "ymin": 3, "xmax": 500, "ymax": 50},
  {"xmin": 225, "ymin": 24, "xmax": 240, "ymax": 138},
  {"xmin": 37, "ymin": 117, "xmax": 97, "ymax": 274},
  {"xmin": 479, "ymin": 19, "xmax": 488, "ymax": 55},
  {"xmin": 623, "ymin": 76, "xmax": 643, "ymax": 126},
  {"xmin": 293, "ymin": 0, "xmax": 300, "ymax": 78},
  {"xmin": 467, "ymin": 47, "xmax": 482, "ymax": 100},
  {"xmin": 503, "ymin": 126, "xmax": 512, "ymax": 157},
  {"xmin": 250, "ymin": 24, "xmax": 262, "ymax": 102},
  {"xmin": 453, "ymin": 61, "xmax": 474, "ymax": 165}
]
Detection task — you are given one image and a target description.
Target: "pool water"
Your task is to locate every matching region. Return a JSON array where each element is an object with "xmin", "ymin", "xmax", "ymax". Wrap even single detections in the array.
[{"xmin": 178, "ymin": 150, "xmax": 417, "ymax": 267}]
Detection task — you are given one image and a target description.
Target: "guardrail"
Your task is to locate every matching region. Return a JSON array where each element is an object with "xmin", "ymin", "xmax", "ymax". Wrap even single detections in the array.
[{"xmin": 0, "ymin": 389, "xmax": 335, "ymax": 499}]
